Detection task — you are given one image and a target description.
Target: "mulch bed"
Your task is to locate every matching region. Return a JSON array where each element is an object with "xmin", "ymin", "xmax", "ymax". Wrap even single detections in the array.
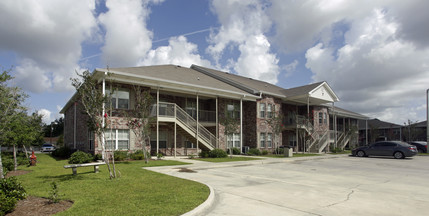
[{"xmin": 5, "ymin": 170, "xmax": 73, "ymax": 216}]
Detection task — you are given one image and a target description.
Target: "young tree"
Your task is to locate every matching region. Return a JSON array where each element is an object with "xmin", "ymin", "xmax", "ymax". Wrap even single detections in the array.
[
  {"xmin": 221, "ymin": 113, "xmax": 240, "ymax": 158},
  {"xmin": 124, "ymin": 86, "xmax": 154, "ymax": 163},
  {"xmin": 0, "ymin": 69, "xmax": 27, "ymax": 178},
  {"xmin": 71, "ymin": 70, "xmax": 117, "ymax": 179},
  {"xmin": 266, "ymin": 113, "xmax": 284, "ymax": 155}
]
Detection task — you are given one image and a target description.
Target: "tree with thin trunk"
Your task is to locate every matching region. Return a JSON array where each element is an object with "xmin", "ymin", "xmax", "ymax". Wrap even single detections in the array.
[
  {"xmin": 266, "ymin": 113, "xmax": 284, "ymax": 155},
  {"xmin": 0, "ymin": 69, "xmax": 27, "ymax": 179},
  {"xmin": 221, "ymin": 112, "xmax": 240, "ymax": 158},
  {"xmin": 70, "ymin": 70, "xmax": 117, "ymax": 179},
  {"xmin": 124, "ymin": 86, "xmax": 154, "ymax": 163}
]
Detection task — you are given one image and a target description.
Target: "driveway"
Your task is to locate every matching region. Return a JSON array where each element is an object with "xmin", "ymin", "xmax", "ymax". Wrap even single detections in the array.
[{"xmin": 146, "ymin": 155, "xmax": 429, "ymax": 216}]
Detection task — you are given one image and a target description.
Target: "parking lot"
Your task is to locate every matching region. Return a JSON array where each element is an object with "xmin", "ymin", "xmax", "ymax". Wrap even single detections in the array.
[{"xmin": 148, "ymin": 155, "xmax": 429, "ymax": 216}]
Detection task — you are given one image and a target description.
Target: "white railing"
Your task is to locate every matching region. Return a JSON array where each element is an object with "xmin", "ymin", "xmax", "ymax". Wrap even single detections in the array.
[{"xmin": 152, "ymin": 102, "xmax": 216, "ymax": 149}]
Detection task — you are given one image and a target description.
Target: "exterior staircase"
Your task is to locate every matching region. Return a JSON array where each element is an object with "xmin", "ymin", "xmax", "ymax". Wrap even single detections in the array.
[
  {"xmin": 152, "ymin": 102, "xmax": 216, "ymax": 151},
  {"xmin": 337, "ymin": 131, "xmax": 351, "ymax": 150},
  {"xmin": 294, "ymin": 115, "xmax": 329, "ymax": 153}
]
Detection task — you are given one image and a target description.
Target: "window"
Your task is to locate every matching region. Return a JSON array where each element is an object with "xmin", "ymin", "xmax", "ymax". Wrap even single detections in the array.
[
  {"xmin": 227, "ymin": 133, "xmax": 240, "ymax": 148},
  {"xmin": 260, "ymin": 103, "xmax": 266, "ymax": 118},
  {"xmin": 150, "ymin": 131, "xmax": 167, "ymax": 149},
  {"xmin": 267, "ymin": 104, "xmax": 272, "ymax": 118},
  {"xmin": 260, "ymin": 133, "xmax": 266, "ymax": 148},
  {"xmin": 319, "ymin": 112, "xmax": 323, "ymax": 124},
  {"xmin": 106, "ymin": 129, "xmax": 129, "ymax": 150},
  {"xmin": 323, "ymin": 113, "xmax": 327, "ymax": 124},
  {"xmin": 106, "ymin": 89, "xmax": 129, "ymax": 109},
  {"xmin": 226, "ymin": 102, "xmax": 240, "ymax": 119},
  {"xmin": 267, "ymin": 133, "xmax": 272, "ymax": 148},
  {"xmin": 88, "ymin": 131, "xmax": 94, "ymax": 150}
]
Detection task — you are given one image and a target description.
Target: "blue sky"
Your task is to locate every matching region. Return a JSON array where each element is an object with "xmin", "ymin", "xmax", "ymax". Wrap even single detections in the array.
[{"xmin": 1, "ymin": 0, "xmax": 428, "ymax": 125}]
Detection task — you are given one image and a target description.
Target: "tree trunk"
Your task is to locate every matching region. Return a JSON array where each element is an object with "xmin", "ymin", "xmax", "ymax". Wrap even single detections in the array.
[
  {"xmin": 0, "ymin": 145, "xmax": 4, "ymax": 179},
  {"xmin": 13, "ymin": 143, "xmax": 17, "ymax": 171},
  {"xmin": 23, "ymin": 145, "xmax": 29, "ymax": 159}
]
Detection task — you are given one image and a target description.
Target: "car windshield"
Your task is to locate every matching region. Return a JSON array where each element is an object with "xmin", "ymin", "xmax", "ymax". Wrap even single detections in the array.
[{"xmin": 43, "ymin": 144, "xmax": 53, "ymax": 147}]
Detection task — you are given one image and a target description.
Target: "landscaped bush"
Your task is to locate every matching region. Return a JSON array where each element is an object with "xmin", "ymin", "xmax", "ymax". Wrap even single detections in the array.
[
  {"xmin": 275, "ymin": 147, "xmax": 284, "ymax": 154},
  {"xmin": 93, "ymin": 153, "xmax": 103, "ymax": 161},
  {"xmin": 208, "ymin": 149, "xmax": 227, "ymax": 158},
  {"xmin": 227, "ymin": 147, "xmax": 241, "ymax": 155},
  {"xmin": 52, "ymin": 146, "xmax": 73, "ymax": 159},
  {"xmin": 114, "ymin": 151, "xmax": 129, "ymax": 161},
  {"xmin": 0, "ymin": 177, "xmax": 26, "ymax": 215},
  {"xmin": 68, "ymin": 151, "xmax": 93, "ymax": 164},
  {"xmin": 1, "ymin": 157, "xmax": 14, "ymax": 172},
  {"xmin": 247, "ymin": 148, "xmax": 261, "ymax": 156},
  {"xmin": 1, "ymin": 152, "xmax": 28, "ymax": 172},
  {"xmin": 261, "ymin": 150, "xmax": 268, "ymax": 155},
  {"xmin": 199, "ymin": 151, "xmax": 209, "ymax": 158},
  {"xmin": 130, "ymin": 150, "xmax": 145, "ymax": 160}
]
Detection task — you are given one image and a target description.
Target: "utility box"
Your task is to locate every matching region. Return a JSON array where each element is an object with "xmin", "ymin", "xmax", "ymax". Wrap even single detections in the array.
[{"xmin": 284, "ymin": 146, "xmax": 293, "ymax": 157}]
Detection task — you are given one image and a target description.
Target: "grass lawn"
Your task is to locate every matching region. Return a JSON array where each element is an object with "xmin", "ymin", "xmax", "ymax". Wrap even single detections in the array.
[
  {"xmin": 329, "ymin": 150, "xmax": 352, "ymax": 155},
  {"xmin": 14, "ymin": 154, "xmax": 209, "ymax": 216},
  {"xmin": 196, "ymin": 156, "xmax": 262, "ymax": 163}
]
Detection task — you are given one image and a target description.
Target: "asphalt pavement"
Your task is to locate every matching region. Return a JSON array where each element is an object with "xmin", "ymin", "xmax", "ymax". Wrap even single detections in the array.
[{"xmin": 146, "ymin": 154, "xmax": 429, "ymax": 216}]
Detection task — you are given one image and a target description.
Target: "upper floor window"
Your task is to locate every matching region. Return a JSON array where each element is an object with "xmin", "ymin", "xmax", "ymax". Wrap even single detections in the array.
[
  {"xmin": 260, "ymin": 103, "xmax": 266, "ymax": 118},
  {"xmin": 323, "ymin": 113, "xmax": 327, "ymax": 124},
  {"xmin": 226, "ymin": 102, "xmax": 240, "ymax": 119},
  {"xmin": 267, "ymin": 104, "xmax": 273, "ymax": 118},
  {"xmin": 319, "ymin": 112, "xmax": 323, "ymax": 124},
  {"xmin": 106, "ymin": 89, "xmax": 129, "ymax": 109}
]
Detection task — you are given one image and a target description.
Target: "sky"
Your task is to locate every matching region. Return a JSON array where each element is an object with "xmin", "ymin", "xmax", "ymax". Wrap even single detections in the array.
[{"xmin": 0, "ymin": 0, "xmax": 428, "ymax": 125}]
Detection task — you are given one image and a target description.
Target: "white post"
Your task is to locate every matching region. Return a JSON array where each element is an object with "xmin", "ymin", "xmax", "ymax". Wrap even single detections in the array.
[
  {"xmin": 156, "ymin": 88, "xmax": 159, "ymax": 155},
  {"xmin": 365, "ymin": 119, "xmax": 368, "ymax": 145},
  {"xmin": 240, "ymin": 97, "xmax": 243, "ymax": 153},
  {"xmin": 216, "ymin": 97, "xmax": 218, "ymax": 149},
  {"xmin": 101, "ymin": 73, "xmax": 106, "ymax": 159},
  {"xmin": 196, "ymin": 94, "xmax": 199, "ymax": 153},
  {"xmin": 427, "ymin": 89, "xmax": 429, "ymax": 145}
]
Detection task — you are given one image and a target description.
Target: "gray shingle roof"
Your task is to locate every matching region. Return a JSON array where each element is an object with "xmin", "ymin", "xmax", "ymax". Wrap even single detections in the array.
[
  {"xmin": 281, "ymin": 82, "xmax": 325, "ymax": 97},
  {"xmin": 358, "ymin": 119, "xmax": 402, "ymax": 130}
]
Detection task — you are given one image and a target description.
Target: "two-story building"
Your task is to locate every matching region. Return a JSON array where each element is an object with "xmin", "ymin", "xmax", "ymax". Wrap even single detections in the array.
[{"xmin": 60, "ymin": 64, "xmax": 367, "ymax": 156}]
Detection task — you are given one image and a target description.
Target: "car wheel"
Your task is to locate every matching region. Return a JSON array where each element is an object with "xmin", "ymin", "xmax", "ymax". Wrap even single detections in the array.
[
  {"xmin": 394, "ymin": 151, "xmax": 404, "ymax": 159},
  {"xmin": 356, "ymin": 150, "xmax": 365, "ymax": 157}
]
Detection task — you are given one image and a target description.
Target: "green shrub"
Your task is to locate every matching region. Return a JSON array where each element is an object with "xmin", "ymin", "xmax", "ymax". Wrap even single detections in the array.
[
  {"xmin": 275, "ymin": 147, "xmax": 284, "ymax": 154},
  {"xmin": 68, "ymin": 151, "xmax": 93, "ymax": 164},
  {"xmin": 0, "ymin": 177, "xmax": 27, "ymax": 201},
  {"xmin": 0, "ymin": 191, "xmax": 17, "ymax": 216},
  {"xmin": 331, "ymin": 147, "xmax": 343, "ymax": 153},
  {"xmin": 208, "ymin": 149, "xmax": 227, "ymax": 158},
  {"xmin": 130, "ymin": 150, "xmax": 145, "ymax": 160},
  {"xmin": 48, "ymin": 182, "xmax": 63, "ymax": 203},
  {"xmin": 1, "ymin": 158, "xmax": 13, "ymax": 172},
  {"xmin": 262, "ymin": 150, "xmax": 268, "ymax": 155},
  {"xmin": 227, "ymin": 147, "xmax": 241, "ymax": 155},
  {"xmin": 114, "ymin": 151, "xmax": 129, "ymax": 161},
  {"xmin": 52, "ymin": 146, "xmax": 72, "ymax": 158},
  {"xmin": 247, "ymin": 148, "xmax": 261, "ymax": 156},
  {"xmin": 93, "ymin": 153, "xmax": 103, "ymax": 161},
  {"xmin": 199, "ymin": 151, "xmax": 209, "ymax": 158}
]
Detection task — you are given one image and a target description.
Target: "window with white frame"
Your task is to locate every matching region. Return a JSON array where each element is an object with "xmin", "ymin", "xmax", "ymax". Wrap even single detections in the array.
[
  {"xmin": 105, "ymin": 129, "xmax": 130, "ymax": 150},
  {"xmin": 106, "ymin": 89, "xmax": 129, "ymax": 109},
  {"xmin": 267, "ymin": 133, "xmax": 272, "ymax": 148},
  {"xmin": 227, "ymin": 133, "xmax": 240, "ymax": 148},
  {"xmin": 260, "ymin": 133, "xmax": 266, "ymax": 148},
  {"xmin": 267, "ymin": 104, "xmax": 273, "ymax": 118},
  {"xmin": 226, "ymin": 102, "xmax": 240, "ymax": 119},
  {"xmin": 260, "ymin": 103, "xmax": 266, "ymax": 118},
  {"xmin": 323, "ymin": 113, "xmax": 327, "ymax": 124},
  {"xmin": 319, "ymin": 112, "xmax": 323, "ymax": 124}
]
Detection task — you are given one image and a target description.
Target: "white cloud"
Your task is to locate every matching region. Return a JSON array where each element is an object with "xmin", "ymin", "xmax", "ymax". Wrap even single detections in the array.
[
  {"xmin": 139, "ymin": 36, "xmax": 212, "ymax": 68},
  {"xmin": 304, "ymin": 7, "xmax": 429, "ymax": 124},
  {"xmin": 99, "ymin": 0, "xmax": 154, "ymax": 67},
  {"xmin": 207, "ymin": 0, "xmax": 279, "ymax": 84},
  {"xmin": 0, "ymin": 0, "xmax": 98, "ymax": 92},
  {"xmin": 283, "ymin": 60, "xmax": 299, "ymax": 78},
  {"xmin": 37, "ymin": 109, "xmax": 52, "ymax": 124}
]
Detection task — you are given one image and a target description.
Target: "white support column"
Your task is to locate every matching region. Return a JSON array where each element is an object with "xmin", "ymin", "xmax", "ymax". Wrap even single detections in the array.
[
  {"xmin": 101, "ymin": 73, "xmax": 106, "ymax": 159},
  {"xmin": 196, "ymin": 94, "xmax": 199, "ymax": 153},
  {"xmin": 74, "ymin": 102, "xmax": 77, "ymax": 149},
  {"xmin": 216, "ymin": 97, "xmax": 218, "ymax": 149},
  {"xmin": 365, "ymin": 119, "xmax": 368, "ymax": 145},
  {"xmin": 427, "ymin": 89, "xmax": 429, "ymax": 145},
  {"xmin": 156, "ymin": 88, "xmax": 159, "ymax": 155},
  {"xmin": 240, "ymin": 97, "xmax": 243, "ymax": 153}
]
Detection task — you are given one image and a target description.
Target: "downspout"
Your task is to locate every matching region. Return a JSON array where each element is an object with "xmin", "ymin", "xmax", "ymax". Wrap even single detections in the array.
[
  {"xmin": 365, "ymin": 119, "xmax": 368, "ymax": 145},
  {"xmin": 216, "ymin": 96, "xmax": 218, "ymax": 148},
  {"xmin": 306, "ymin": 96, "xmax": 310, "ymax": 153},
  {"xmin": 74, "ymin": 102, "xmax": 77, "ymax": 149}
]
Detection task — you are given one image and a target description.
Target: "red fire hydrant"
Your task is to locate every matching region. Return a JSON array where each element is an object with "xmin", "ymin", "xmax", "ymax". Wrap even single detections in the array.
[{"xmin": 30, "ymin": 151, "xmax": 37, "ymax": 166}]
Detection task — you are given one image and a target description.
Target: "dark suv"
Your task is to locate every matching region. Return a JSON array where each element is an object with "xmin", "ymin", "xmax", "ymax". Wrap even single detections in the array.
[{"xmin": 409, "ymin": 141, "xmax": 427, "ymax": 153}]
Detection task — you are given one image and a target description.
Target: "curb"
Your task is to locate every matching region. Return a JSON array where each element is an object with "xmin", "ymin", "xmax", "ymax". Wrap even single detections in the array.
[{"xmin": 181, "ymin": 183, "xmax": 215, "ymax": 216}]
